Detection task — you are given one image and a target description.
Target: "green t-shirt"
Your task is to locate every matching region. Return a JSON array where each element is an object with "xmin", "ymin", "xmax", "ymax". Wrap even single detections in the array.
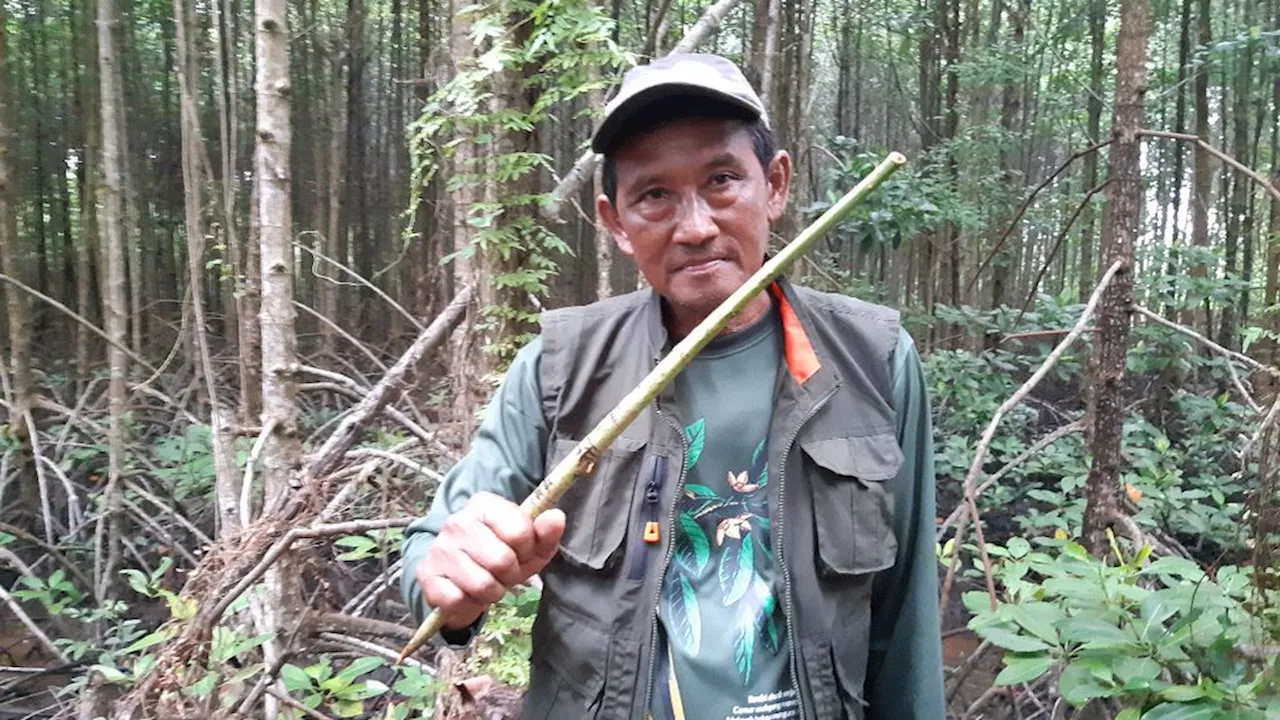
[{"xmin": 650, "ymin": 305, "xmax": 801, "ymax": 720}]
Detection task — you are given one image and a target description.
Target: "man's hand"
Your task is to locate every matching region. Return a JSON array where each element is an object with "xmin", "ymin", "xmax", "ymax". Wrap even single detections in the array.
[{"xmin": 414, "ymin": 492, "xmax": 566, "ymax": 631}]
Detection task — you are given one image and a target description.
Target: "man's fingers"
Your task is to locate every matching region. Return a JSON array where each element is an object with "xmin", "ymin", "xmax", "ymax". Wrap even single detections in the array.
[
  {"xmin": 458, "ymin": 523, "xmax": 525, "ymax": 588},
  {"xmin": 477, "ymin": 497, "xmax": 538, "ymax": 561},
  {"xmin": 443, "ymin": 550, "xmax": 509, "ymax": 606},
  {"xmin": 529, "ymin": 509, "xmax": 566, "ymax": 565},
  {"xmin": 420, "ymin": 574, "xmax": 487, "ymax": 630}
]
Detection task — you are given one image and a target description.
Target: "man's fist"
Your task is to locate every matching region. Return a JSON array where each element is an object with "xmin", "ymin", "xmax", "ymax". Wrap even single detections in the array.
[{"xmin": 414, "ymin": 492, "xmax": 566, "ymax": 630}]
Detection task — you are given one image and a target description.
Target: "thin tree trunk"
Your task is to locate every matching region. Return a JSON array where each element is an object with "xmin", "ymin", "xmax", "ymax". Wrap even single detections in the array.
[
  {"xmin": 1266, "ymin": 0, "xmax": 1280, "ymax": 381},
  {"xmin": 1162, "ymin": 0, "xmax": 1193, "ymax": 317},
  {"xmin": 1078, "ymin": 0, "xmax": 1105, "ymax": 300},
  {"xmin": 254, "ymin": 0, "xmax": 301, "ymax": 709},
  {"xmin": 0, "ymin": 4, "xmax": 34, "ymax": 507},
  {"xmin": 1187, "ymin": 0, "xmax": 1212, "ymax": 331},
  {"xmin": 94, "ymin": 0, "xmax": 130, "ymax": 603},
  {"xmin": 1082, "ymin": 0, "xmax": 1146, "ymax": 556}
]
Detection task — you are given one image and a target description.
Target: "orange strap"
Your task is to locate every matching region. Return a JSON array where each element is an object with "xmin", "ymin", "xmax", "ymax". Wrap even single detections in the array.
[{"xmin": 771, "ymin": 283, "xmax": 820, "ymax": 385}]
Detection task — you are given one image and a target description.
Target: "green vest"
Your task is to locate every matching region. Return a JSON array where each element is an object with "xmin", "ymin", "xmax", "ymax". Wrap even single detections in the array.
[{"xmin": 528, "ymin": 278, "xmax": 903, "ymax": 720}]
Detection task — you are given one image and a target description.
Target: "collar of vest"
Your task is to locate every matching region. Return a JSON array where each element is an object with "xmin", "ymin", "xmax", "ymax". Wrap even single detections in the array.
[{"xmin": 641, "ymin": 275, "xmax": 826, "ymax": 387}]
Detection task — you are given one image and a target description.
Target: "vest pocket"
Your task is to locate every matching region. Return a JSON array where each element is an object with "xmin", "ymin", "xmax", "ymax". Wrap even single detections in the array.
[
  {"xmin": 524, "ymin": 601, "xmax": 609, "ymax": 719},
  {"xmin": 801, "ymin": 433, "xmax": 903, "ymax": 576},
  {"xmin": 548, "ymin": 435, "xmax": 647, "ymax": 571}
]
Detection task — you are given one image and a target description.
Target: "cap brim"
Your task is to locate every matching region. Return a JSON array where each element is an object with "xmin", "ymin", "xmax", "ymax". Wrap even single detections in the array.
[{"xmin": 590, "ymin": 84, "xmax": 762, "ymax": 154}]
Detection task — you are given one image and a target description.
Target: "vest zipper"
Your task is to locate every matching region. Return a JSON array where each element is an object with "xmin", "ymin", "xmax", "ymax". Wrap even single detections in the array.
[
  {"xmin": 629, "ymin": 455, "xmax": 668, "ymax": 581},
  {"xmin": 639, "ymin": 398, "xmax": 688, "ymax": 718},
  {"xmin": 775, "ymin": 384, "xmax": 838, "ymax": 720}
]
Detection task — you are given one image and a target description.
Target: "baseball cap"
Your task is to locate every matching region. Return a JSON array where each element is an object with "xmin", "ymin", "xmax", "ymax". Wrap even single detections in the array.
[{"xmin": 590, "ymin": 53, "xmax": 769, "ymax": 154}]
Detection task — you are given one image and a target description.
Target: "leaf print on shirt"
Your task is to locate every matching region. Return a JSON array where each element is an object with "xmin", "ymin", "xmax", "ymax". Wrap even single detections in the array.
[
  {"xmin": 734, "ymin": 606, "xmax": 756, "ymax": 684},
  {"xmin": 674, "ymin": 512, "xmax": 710, "ymax": 573},
  {"xmin": 684, "ymin": 419, "xmax": 705, "ymax": 470},
  {"xmin": 666, "ymin": 574, "xmax": 702, "ymax": 655},
  {"xmin": 718, "ymin": 532, "xmax": 755, "ymax": 606},
  {"xmin": 750, "ymin": 438, "xmax": 768, "ymax": 488}
]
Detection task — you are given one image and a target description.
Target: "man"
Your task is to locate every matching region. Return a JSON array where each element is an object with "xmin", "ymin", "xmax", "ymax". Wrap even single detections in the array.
[{"xmin": 402, "ymin": 54, "xmax": 944, "ymax": 720}]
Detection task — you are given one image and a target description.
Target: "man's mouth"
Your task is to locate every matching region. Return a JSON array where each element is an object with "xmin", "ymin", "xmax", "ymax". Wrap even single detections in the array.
[{"xmin": 679, "ymin": 258, "xmax": 725, "ymax": 275}]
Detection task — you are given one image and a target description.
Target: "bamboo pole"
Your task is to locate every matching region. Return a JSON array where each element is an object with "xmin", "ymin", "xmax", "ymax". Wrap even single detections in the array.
[{"xmin": 397, "ymin": 151, "xmax": 908, "ymax": 663}]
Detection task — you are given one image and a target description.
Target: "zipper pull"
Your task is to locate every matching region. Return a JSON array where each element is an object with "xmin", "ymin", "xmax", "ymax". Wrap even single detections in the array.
[{"xmin": 644, "ymin": 521, "xmax": 661, "ymax": 543}]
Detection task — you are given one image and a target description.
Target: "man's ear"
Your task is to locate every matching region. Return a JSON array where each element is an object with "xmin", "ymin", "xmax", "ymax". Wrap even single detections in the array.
[
  {"xmin": 766, "ymin": 150, "xmax": 792, "ymax": 223},
  {"xmin": 597, "ymin": 194, "xmax": 634, "ymax": 257}
]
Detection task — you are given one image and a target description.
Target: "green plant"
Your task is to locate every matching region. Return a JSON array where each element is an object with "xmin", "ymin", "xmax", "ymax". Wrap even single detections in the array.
[
  {"xmin": 281, "ymin": 656, "xmax": 389, "ymax": 718},
  {"xmin": 964, "ymin": 539, "xmax": 1280, "ymax": 718}
]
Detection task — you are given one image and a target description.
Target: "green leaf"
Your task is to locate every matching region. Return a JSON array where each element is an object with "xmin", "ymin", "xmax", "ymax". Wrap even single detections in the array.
[
  {"xmin": 1059, "ymin": 661, "xmax": 1116, "ymax": 707},
  {"xmin": 332, "ymin": 698, "xmax": 365, "ymax": 718},
  {"xmin": 1113, "ymin": 656, "xmax": 1161, "ymax": 688},
  {"xmin": 666, "ymin": 575, "xmax": 701, "ymax": 655},
  {"xmin": 1061, "ymin": 617, "xmax": 1135, "ymax": 650},
  {"xmin": 1010, "ymin": 603, "xmax": 1060, "ymax": 645},
  {"xmin": 1006, "ymin": 537, "xmax": 1031, "ymax": 559},
  {"xmin": 121, "ymin": 628, "xmax": 174, "ymax": 655},
  {"xmin": 1141, "ymin": 702, "xmax": 1221, "ymax": 720},
  {"xmin": 336, "ymin": 656, "xmax": 385, "ymax": 684},
  {"xmin": 978, "ymin": 627, "xmax": 1051, "ymax": 653},
  {"xmin": 1159, "ymin": 686, "xmax": 1207, "ymax": 702},
  {"xmin": 994, "ymin": 655, "xmax": 1055, "ymax": 686},
  {"xmin": 675, "ymin": 513, "xmax": 711, "ymax": 573},
  {"xmin": 685, "ymin": 419, "xmax": 706, "ymax": 470},
  {"xmin": 1116, "ymin": 709, "xmax": 1141, "ymax": 720},
  {"xmin": 281, "ymin": 664, "xmax": 313, "ymax": 692}
]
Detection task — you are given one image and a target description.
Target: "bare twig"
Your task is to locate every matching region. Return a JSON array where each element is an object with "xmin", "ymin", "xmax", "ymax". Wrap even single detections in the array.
[
  {"xmin": 241, "ymin": 419, "xmax": 277, "ymax": 529},
  {"xmin": 294, "ymin": 301, "xmax": 389, "ymax": 371},
  {"xmin": 1013, "ymin": 179, "xmax": 1113, "ymax": 327},
  {"xmin": 344, "ymin": 448, "xmax": 443, "ymax": 482},
  {"xmin": 1139, "ymin": 130, "xmax": 1280, "ymax": 204},
  {"xmin": 0, "ymin": 582, "xmax": 67, "ymax": 662},
  {"xmin": 295, "ymin": 241, "xmax": 423, "ymax": 331},
  {"xmin": 1132, "ymin": 305, "xmax": 1280, "ymax": 377},
  {"xmin": 966, "ymin": 141, "xmax": 1114, "ymax": 295},
  {"xmin": 942, "ymin": 261, "xmax": 1123, "ymax": 615},
  {"xmin": 316, "ymin": 632, "xmax": 432, "ymax": 675}
]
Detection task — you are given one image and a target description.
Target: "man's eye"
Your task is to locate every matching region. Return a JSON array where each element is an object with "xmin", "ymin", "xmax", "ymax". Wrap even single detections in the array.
[
  {"xmin": 710, "ymin": 172, "xmax": 737, "ymax": 186},
  {"xmin": 641, "ymin": 188, "xmax": 668, "ymax": 201}
]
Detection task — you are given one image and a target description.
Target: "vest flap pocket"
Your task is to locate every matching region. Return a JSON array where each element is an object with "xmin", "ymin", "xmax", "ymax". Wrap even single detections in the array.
[
  {"xmin": 801, "ymin": 433, "xmax": 903, "ymax": 481},
  {"xmin": 802, "ymin": 433, "xmax": 900, "ymax": 575},
  {"xmin": 549, "ymin": 435, "xmax": 646, "ymax": 570}
]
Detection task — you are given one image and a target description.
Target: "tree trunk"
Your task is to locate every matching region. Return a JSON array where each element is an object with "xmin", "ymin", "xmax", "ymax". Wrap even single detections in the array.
[
  {"xmin": 1078, "ymin": 0, "xmax": 1105, "ymax": 300},
  {"xmin": 174, "ymin": 0, "xmax": 239, "ymax": 540},
  {"xmin": 1162, "ymin": 0, "xmax": 1192, "ymax": 317},
  {"xmin": 1082, "ymin": 0, "xmax": 1146, "ymax": 556},
  {"xmin": 0, "ymin": 3, "xmax": 35, "ymax": 511},
  {"xmin": 254, "ymin": 0, "xmax": 302, "ymax": 709},
  {"xmin": 1266, "ymin": 0, "xmax": 1280, "ymax": 381},
  {"xmin": 95, "ymin": 0, "xmax": 130, "ymax": 603},
  {"xmin": 1218, "ymin": 11, "xmax": 1252, "ymax": 349},
  {"xmin": 1186, "ymin": 0, "xmax": 1212, "ymax": 331}
]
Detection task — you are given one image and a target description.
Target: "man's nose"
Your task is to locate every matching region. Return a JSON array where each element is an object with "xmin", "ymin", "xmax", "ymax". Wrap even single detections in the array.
[{"xmin": 671, "ymin": 194, "xmax": 717, "ymax": 245}]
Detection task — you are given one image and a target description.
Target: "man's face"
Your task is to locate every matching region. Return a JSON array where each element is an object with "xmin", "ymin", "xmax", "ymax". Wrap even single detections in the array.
[{"xmin": 597, "ymin": 116, "xmax": 791, "ymax": 323}]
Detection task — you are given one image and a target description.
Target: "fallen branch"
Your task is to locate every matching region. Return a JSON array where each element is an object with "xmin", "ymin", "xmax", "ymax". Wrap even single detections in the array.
[
  {"xmin": 316, "ymin": 632, "xmax": 432, "ymax": 675},
  {"xmin": 1139, "ymin": 129, "xmax": 1280, "ymax": 204},
  {"xmin": 313, "ymin": 612, "xmax": 413, "ymax": 642},
  {"xmin": 942, "ymin": 261, "xmax": 1123, "ymax": 616},
  {"xmin": 344, "ymin": 448, "xmax": 443, "ymax": 482},
  {"xmin": 305, "ymin": 284, "xmax": 472, "ymax": 481},
  {"xmin": 1132, "ymin": 304, "xmax": 1280, "ymax": 378}
]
